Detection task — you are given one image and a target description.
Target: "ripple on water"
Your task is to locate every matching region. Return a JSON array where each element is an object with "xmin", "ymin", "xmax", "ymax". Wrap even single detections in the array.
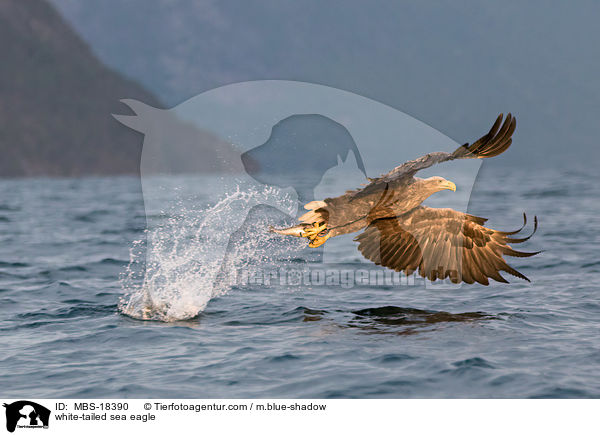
[
  {"xmin": 373, "ymin": 353, "xmax": 415, "ymax": 364},
  {"xmin": 266, "ymin": 353, "xmax": 303, "ymax": 363}
]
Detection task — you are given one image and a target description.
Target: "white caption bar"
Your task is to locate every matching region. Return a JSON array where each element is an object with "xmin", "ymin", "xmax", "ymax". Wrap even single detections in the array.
[{"xmin": 0, "ymin": 399, "xmax": 597, "ymax": 434}]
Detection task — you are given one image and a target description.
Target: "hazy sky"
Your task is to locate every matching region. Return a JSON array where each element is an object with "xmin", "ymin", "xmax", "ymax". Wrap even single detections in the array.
[{"xmin": 50, "ymin": 0, "xmax": 600, "ymax": 167}]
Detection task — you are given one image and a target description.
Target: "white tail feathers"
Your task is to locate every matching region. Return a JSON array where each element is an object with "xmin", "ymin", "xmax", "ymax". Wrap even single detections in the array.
[
  {"xmin": 299, "ymin": 200, "xmax": 327, "ymax": 224},
  {"xmin": 303, "ymin": 200, "xmax": 326, "ymax": 210}
]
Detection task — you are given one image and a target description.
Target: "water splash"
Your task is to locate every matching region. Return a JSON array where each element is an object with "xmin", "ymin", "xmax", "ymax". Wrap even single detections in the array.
[{"xmin": 119, "ymin": 185, "xmax": 302, "ymax": 322}]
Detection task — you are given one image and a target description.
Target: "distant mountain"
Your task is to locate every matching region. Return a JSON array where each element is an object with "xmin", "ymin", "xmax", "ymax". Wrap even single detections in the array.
[
  {"xmin": 48, "ymin": 0, "xmax": 600, "ymax": 168},
  {"xmin": 1, "ymin": 0, "xmax": 166, "ymax": 176},
  {"xmin": 0, "ymin": 0, "xmax": 163, "ymax": 176}
]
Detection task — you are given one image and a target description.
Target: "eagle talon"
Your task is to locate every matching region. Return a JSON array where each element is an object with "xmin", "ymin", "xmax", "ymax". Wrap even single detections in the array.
[
  {"xmin": 301, "ymin": 222, "xmax": 327, "ymax": 239},
  {"xmin": 308, "ymin": 235, "xmax": 330, "ymax": 248},
  {"xmin": 302, "ymin": 222, "xmax": 331, "ymax": 248}
]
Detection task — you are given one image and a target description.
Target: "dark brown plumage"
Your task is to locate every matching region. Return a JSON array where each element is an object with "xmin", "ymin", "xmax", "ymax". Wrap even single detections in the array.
[{"xmin": 355, "ymin": 203, "xmax": 538, "ymax": 285}]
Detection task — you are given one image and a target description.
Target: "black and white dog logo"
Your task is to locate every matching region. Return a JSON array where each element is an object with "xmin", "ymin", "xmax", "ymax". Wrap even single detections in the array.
[{"xmin": 3, "ymin": 401, "xmax": 50, "ymax": 433}]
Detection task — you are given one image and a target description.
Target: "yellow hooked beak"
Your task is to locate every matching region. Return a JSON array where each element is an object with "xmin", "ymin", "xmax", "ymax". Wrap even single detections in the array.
[{"xmin": 442, "ymin": 180, "xmax": 456, "ymax": 192}]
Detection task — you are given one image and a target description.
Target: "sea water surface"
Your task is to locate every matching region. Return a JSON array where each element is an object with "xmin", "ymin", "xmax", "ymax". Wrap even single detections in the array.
[{"xmin": 0, "ymin": 164, "xmax": 599, "ymax": 398}]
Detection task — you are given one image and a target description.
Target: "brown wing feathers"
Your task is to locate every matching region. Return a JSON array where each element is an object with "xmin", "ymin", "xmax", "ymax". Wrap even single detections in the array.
[
  {"xmin": 452, "ymin": 113, "xmax": 517, "ymax": 159},
  {"xmin": 355, "ymin": 207, "xmax": 539, "ymax": 285}
]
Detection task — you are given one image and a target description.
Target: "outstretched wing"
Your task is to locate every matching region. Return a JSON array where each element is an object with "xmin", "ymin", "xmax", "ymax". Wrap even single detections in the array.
[
  {"xmin": 354, "ymin": 205, "xmax": 538, "ymax": 285},
  {"xmin": 353, "ymin": 114, "xmax": 516, "ymax": 200}
]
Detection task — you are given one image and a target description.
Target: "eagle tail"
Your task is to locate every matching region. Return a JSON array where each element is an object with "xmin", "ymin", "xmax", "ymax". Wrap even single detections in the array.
[{"xmin": 299, "ymin": 200, "xmax": 328, "ymax": 224}]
